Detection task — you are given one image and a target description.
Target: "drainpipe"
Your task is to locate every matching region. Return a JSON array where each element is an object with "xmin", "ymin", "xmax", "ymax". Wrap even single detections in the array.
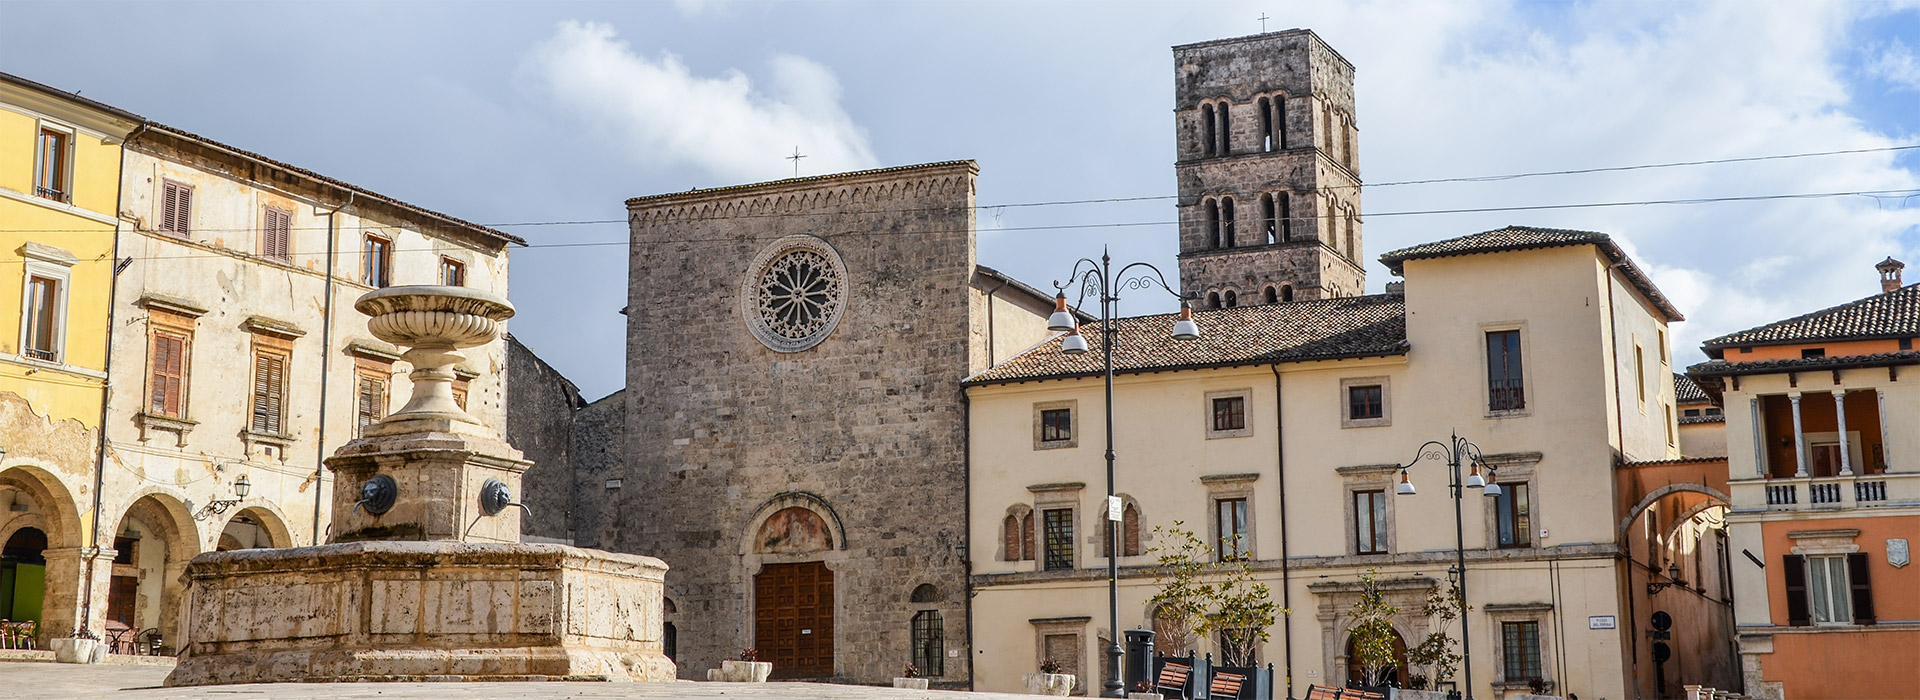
[
  {"xmin": 311, "ymin": 191, "xmax": 354, "ymax": 543},
  {"xmin": 962, "ymin": 387, "xmax": 976, "ymax": 691},
  {"xmin": 81, "ymin": 122, "xmax": 145, "ymax": 636},
  {"xmin": 1270, "ymin": 364, "xmax": 1293, "ymax": 699}
]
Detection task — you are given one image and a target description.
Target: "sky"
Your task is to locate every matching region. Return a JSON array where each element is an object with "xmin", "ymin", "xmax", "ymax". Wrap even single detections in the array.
[{"xmin": 3, "ymin": 0, "xmax": 1917, "ymax": 399}]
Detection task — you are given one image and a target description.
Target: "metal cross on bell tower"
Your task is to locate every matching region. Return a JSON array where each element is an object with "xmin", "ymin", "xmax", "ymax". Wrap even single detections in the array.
[{"xmin": 1258, "ymin": 13, "xmax": 1270, "ymax": 32}]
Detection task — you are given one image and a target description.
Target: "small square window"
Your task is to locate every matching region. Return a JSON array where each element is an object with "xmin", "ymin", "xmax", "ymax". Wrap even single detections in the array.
[
  {"xmin": 363, "ymin": 235, "xmax": 393, "ymax": 287},
  {"xmin": 1040, "ymin": 409, "xmax": 1072, "ymax": 442},
  {"xmin": 1901, "ymin": 338, "xmax": 1913, "ymax": 351},
  {"xmin": 440, "ymin": 257, "xmax": 466, "ymax": 287},
  {"xmin": 1212, "ymin": 396, "xmax": 1246, "ymax": 432},
  {"xmin": 1349, "ymin": 385, "xmax": 1383, "ymax": 420},
  {"xmin": 1341, "ymin": 377, "xmax": 1391, "ymax": 428}
]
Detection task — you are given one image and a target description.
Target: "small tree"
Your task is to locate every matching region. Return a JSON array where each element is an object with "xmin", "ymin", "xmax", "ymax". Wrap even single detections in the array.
[
  {"xmin": 1147, "ymin": 522, "xmax": 1282, "ymax": 667},
  {"xmin": 1406, "ymin": 583, "xmax": 1467, "ymax": 689},
  {"xmin": 1346, "ymin": 569, "xmax": 1401, "ymax": 688}
]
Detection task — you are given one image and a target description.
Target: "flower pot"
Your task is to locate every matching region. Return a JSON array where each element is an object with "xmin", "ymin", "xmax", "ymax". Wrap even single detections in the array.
[
  {"xmin": 1128, "ymin": 693, "xmax": 1166, "ymax": 700},
  {"xmin": 1026, "ymin": 672, "xmax": 1077, "ymax": 696},
  {"xmin": 893, "ymin": 677, "xmax": 931, "ymax": 689},
  {"xmin": 713, "ymin": 659, "xmax": 772, "ymax": 682},
  {"xmin": 50, "ymin": 637, "xmax": 104, "ymax": 664}
]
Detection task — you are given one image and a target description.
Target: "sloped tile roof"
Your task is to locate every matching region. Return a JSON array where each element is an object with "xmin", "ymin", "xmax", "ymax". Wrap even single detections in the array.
[
  {"xmin": 1379, "ymin": 226, "xmax": 1683, "ymax": 322},
  {"xmin": 1673, "ymin": 373, "xmax": 1710, "ymax": 404},
  {"xmin": 1702, "ymin": 284, "xmax": 1920, "ymax": 350},
  {"xmin": 966, "ymin": 294, "xmax": 1407, "ymax": 384}
]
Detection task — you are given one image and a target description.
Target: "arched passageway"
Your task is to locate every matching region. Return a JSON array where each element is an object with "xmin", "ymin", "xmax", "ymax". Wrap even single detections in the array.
[
  {"xmin": 106, "ymin": 494, "xmax": 199, "ymax": 655},
  {"xmin": 1, "ymin": 527, "xmax": 48, "ymax": 644},
  {"xmin": 0, "ymin": 464, "xmax": 82, "ymax": 647},
  {"xmin": 1345, "ymin": 627, "xmax": 1409, "ymax": 688},
  {"xmin": 217, "ymin": 505, "xmax": 292, "ymax": 551}
]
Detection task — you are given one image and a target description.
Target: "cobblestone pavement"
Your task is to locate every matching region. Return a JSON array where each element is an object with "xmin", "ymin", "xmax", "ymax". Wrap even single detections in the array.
[{"xmin": 0, "ymin": 662, "xmax": 1042, "ymax": 700}]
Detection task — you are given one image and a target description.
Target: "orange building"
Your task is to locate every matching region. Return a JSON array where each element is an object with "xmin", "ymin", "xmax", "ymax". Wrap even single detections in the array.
[{"xmin": 1688, "ymin": 258, "xmax": 1920, "ymax": 700}]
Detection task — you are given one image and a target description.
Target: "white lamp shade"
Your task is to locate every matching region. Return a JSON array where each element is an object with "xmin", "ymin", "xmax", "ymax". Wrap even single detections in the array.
[
  {"xmin": 1047, "ymin": 311, "xmax": 1077, "ymax": 332},
  {"xmin": 1172, "ymin": 318, "xmax": 1200, "ymax": 341},
  {"xmin": 1483, "ymin": 482, "xmax": 1503, "ymax": 498},
  {"xmin": 1062, "ymin": 332, "xmax": 1089, "ymax": 355},
  {"xmin": 1465, "ymin": 471, "xmax": 1486, "ymax": 488},
  {"xmin": 1396, "ymin": 479, "xmax": 1417, "ymax": 496}
]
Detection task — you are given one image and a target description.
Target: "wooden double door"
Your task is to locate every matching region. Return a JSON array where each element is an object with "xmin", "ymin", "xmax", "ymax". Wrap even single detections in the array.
[{"xmin": 754, "ymin": 561, "xmax": 835, "ymax": 679}]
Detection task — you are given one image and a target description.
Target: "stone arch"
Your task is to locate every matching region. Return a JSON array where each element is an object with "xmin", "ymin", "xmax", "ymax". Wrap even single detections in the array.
[
  {"xmin": 107, "ymin": 491, "xmax": 202, "ymax": 650},
  {"xmin": 217, "ymin": 502, "xmax": 294, "ymax": 551},
  {"xmin": 1344, "ymin": 626, "xmax": 1410, "ymax": 687},
  {"xmin": 1001, "ymin": 503, "xmax": 1034, "ymax": 562},
  {"xmin": 1103, "ymin": 494, "xmax": 1144, "ymax": 558},
  {"xmin": 1617, "ymin": 483, "xmax": 1730, "ymax": 538},
  {"xmin": 0, "ymin": 463, "xmax": 83, "ymax": 549},
  {"xmin": 741, "ymin": 491, "xmax": 847, "ymax": 556},
  {"xmin": 910, "ymin": 583, "xmax": 942, "ymax": 604}
]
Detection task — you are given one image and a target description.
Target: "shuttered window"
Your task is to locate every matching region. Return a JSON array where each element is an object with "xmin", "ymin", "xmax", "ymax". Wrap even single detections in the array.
[
  {"xmin": 451, "ymin": 381, "xmax": 469, "ymax": 410},
  {"xmin": 262, "ymin": 206, "xmax": 292, "ymax": 261},
  {"xmin": 355, "ymin": 370, "xmax": 388, "ymax": 436},
  {"xmin": 250, "ymin": 350, "xmax": 287, "ymax": 434},
  {"xmin": 148, "ymin": 330, "xmax": 190, "ymax": 418},
  {"xmin": 160, "ymin": 181, "xmax": 193, "ymax": 236}
]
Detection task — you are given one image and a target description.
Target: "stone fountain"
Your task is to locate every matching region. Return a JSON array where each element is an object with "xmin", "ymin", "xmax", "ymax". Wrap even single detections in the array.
[{"xmin": 165, "ymin": 286, "xmax": 675, "ymax": 686}]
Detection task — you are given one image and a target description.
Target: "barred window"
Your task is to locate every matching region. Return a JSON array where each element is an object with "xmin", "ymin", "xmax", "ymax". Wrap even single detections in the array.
[
  {"xmin": 1501, "ymin": 621, "xmax": 1542, "ymax": 681},
  {"xmin": 1042, "ymin": 508, "xmax": 1074, "ymax": 570},
  {"xmin": 911, "ymin": 610, "xmax": 944, "ymax": 676}
]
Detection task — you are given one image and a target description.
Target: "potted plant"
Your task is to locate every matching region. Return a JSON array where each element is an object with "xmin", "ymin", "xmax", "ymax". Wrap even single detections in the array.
[
  {"xmin": 894, "ymin": 662, "xmax": 930, "ymax": 690},
  {"xmin": 1346, "ymin": 570, "xmax": 1401, "ymax": 695},
  {"xmin": 50, "ymin": 627, "xmax": 104, "ymax": 664},
  {"xmin": 711, "ymin": 647, "xmax": 772, "ymax": 682},
  {"xmin": 1026, "ymin": 656, "xmax": 1076, "ymax": 696},
  {"xmin": 1406, "ymin": 582, "xmax": 1467, "ymax": 700}
]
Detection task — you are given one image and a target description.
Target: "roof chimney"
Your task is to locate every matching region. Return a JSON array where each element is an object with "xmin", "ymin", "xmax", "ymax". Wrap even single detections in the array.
[{"xmin": 1878, "ymin": 257, "xmax": 1905, "ymax": 293}]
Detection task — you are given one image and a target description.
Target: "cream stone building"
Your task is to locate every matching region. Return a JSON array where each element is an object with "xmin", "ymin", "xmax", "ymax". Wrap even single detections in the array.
[
  {"xmin": 0, "ymin": 77, "xmax": 521, "ymax": 654},
  {"xmin": 965, "ymin": 227, "xmax": 1697, "ymax": 700}
]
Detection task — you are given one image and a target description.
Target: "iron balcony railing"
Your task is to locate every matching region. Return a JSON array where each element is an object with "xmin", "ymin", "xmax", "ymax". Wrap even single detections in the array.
[{"xmin": 1490, "ymin": 378, "xmax": 1526, "ymax": 411}]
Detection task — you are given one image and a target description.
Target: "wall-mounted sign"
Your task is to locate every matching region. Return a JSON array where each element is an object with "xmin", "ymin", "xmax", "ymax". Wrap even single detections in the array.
[
  {"xmin": 1588, "ymin": 615, "xmax": 1617, "ymax": 630},
  {"xmin": 1107, "ymin": 495, "xmax": 1124, "ymax": 522}
]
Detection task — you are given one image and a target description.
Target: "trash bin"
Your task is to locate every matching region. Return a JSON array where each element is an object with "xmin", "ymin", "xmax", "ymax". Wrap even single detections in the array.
[{"xmin": 1124, "ymin": 628, "xmax": 1156, "ymax": 691}]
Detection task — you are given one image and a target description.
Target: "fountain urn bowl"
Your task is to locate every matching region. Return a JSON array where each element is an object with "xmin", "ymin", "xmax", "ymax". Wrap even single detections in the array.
[{"xmin": 356, "ymin": 285, "xmax": 515, "ymax": 428}]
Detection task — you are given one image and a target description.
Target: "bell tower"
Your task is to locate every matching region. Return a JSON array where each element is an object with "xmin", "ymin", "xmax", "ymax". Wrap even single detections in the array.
[{"xmin": 1173, "ymin": 30, "xmax": 1365, "ymax": 307}]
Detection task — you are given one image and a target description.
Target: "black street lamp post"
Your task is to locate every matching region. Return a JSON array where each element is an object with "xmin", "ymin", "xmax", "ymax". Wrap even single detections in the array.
[
  {"xmin": 1048, "ymin": 249, "xmax": 1198, "ymax": 698},
  {"xmin": 1394, "ymin": 432, "xmax": 1502, "ymax": 700}
]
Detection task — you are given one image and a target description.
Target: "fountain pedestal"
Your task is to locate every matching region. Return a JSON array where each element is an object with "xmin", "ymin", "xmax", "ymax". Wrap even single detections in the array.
[{"xmin": 165, "ymin": 287, "xmax": 675, "ymax": 686}]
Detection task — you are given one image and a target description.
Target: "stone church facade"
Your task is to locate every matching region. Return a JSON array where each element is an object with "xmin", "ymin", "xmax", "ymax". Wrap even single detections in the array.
[{"xmin": 577, "ymin": 161, "xmax": 1059, "ymax": 685}]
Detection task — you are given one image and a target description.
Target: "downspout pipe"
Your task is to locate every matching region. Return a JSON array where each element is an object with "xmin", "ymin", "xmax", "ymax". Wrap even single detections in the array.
[
  {"xmin": 82, "ymin": 122, "xmax": 146, "ymax": 636},
  {"xmin": 312, "ymin": 190, "xmax": 354, "ymax": 544},
  {"xmin": 962, "ymin": 387, "xmax": 977, "ymax": 691},
  {"xmin": 1270, "ymin": 364, "xmax": 1293, "ymax": 699}
]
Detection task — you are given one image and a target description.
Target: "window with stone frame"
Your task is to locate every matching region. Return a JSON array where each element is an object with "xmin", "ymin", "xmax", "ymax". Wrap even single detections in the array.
[
  {"xmin": 160, "ymin": 180, "xmax": 193, "ymax": 236},
  {"xmin": 1353, "ymin": 489, "xmax": 1388, "ymax": 554},
  {"xmin": 1485, "ymin": 602, "xmax": 1555, "ymax": 692},
  {"xmin": 363, "ymin": 234, "xmax": 393, "ymax": 287},
  {"xmin": 1002, "ymin": 505, "xmax": 1036, "ymax": 562},
  {"xmin": 249, "ymin": 347, "xmax": 289, "ymax": 434},
  {"xmin": 440, "ymin": 256, "xmax": 466, "ymax": 287},
  {"xmin": 1042, "ymin": 508, "xmax": 1074, "ymax": 570},
  {"xmin": 1215, "ymin": 497, "xmax": 1249, "ymax": 560},
  {"xmin": 1495, "ymin": 482, "xmax": 1531, "ymax": 548},
  {"xmin": 452, "ymin": 378, "xmax": 470, "ymax": 411},
  {"xmin": 261, "ymin": 205, "xmax": 292, "ymax": 262},
  {"xmin": 1103, "ymin": 501, "xmax": 1142, "ymax": 557},
  {"xmin": 1501, "ymin": 621, "xmax": 1542, "ymax": 681},
  {"xmin": 1033, "ymin": 400, "xmax": 1078, "ymax": 450},
  {"xmin": 355, "ymin": 367, "xmax": 389, "ymax": 437},
  {"xmin": 21, "ymin": 273, "xmax": 63, "ymax": 362},
  {"xmin": 148, "ymin": 327, "xmax": 191, "ymax": 418},
  {"xmin": 1206, "ymin": 389, "xmax": 1254, "ymax": 439},
  {"xmin": 1341, "ymin": 377, "xmax": 1391, "ymax": 428},
  {"xmin": 1487, "ymin": 329, "xmax": 1526, "ymax": 412}
]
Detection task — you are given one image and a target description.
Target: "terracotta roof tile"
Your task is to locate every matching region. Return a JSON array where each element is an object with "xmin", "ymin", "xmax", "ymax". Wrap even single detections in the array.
[
  {"xmin": 1703, "ymin": 284, "xmax": 1920, "ymax": 350},
  {"xmin": 1379, "ymin": 226, "xmax": 1683, "ymax": 322},
  {"xmin": 966, "ymin": 294, "xmax": 1407, "ymax": 384},
  {"xmin": 1673, "ymin": 373, "xmax": 1710, "ymax": 404}
]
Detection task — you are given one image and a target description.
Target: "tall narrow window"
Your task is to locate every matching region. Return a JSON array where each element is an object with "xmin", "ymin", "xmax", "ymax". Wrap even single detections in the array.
[
  {"xmin": 363, "ymin": 235, "xmax": 393, "ymax": 287},
  {"xmin": 451, "ymin": 379, "xmax": 469, "ymax": 410},
  {"xmin": 1223, "ymin": 197, "xmax": 1235, "ymax": 247},
  {"xmin": 1215, "ymin": 497, "xmax": 1249, "ymax": 560},
  {"xmin": 440, "ymin": 257, "xmax": 466, "ymax": 286},
  {"xmin": 148, "ymin": 330, "xmax": 190, "ymax": 418},
  {"xmin": 1275, "ymin": 97, "xmax": 1287, "ymax": 148},
  {"xmin": 1042, "ymin": 508, "xmax": 1074, "ymax": 570},
  {"xmin": 1104, "ymin": 502, "xmax": 1142, "ymax": 557},
  {"xmin": 262, "ymin": 206, "xmax": 292, "ymax": 262},
  {"xmin": 355, "ymin": 369, "xmax": 388, "ymax": 437},
  {"xmin": 1207, "ymin": 291, "xmax": 1221, "ymax": 309},
  {"xmin": 1021, "ymin": 511, "xmax": 1036, "ymax": 562},
  {"xmin": 1224, "ymin": 290, "xmax": 1238, "ymax": 308},
  {"xmin": 1487, "ymin": 330, "xmax": 1525, "ymax": 411},
  {"xmin": 1260, "ymin": 194, "xmax": 1276, "ymax": 244},
  {"xmin": 1500, "ymin": 621, "xmax": 1543, "ymax": 681},
  {"xmin": 1354, "ymin": 489, "xmax": 1388, "ymax": 554},
  {"xmin": 1201, "ymin": 104, "xmax": 1216, "ymax": 157},
  {"xmin": 911, "ymin": 610, "xmax": 944, "ymax": 676},
  {"xmin": 1634, "ymin": 345, "xmax": 1647, "ymax": 407},
  {"xmin": 22, "ymin": 275, "xmax": 60, "ymax": 361},
  {"xmin": 1345, "ymin": 210, "xmax": 1358, "ymax": 261},
  {"xmin": 36, "ymin": 128, "xmax": 69, "ymax": 202},
  {"xmin": 1342, "ymin": 114, "xmax": 1355, "ymax": 170},
  {"xmin": 1281, "ymin": 285, "xmax": 1293, "ymax": 302},
  {"xmin": 1805, "ymin": 554, "xmax": 1853, "ymax": 625},
  {"xmin": 1207, "ymin": 199, "xmax": 1223, "ymax": 249},
  {"xmin": 1258, "ymin": 97, "xmax": 1273, "ymax": 152},
  {"xmin": 1278, "ymin": 195, "xmax": 1292, "ymax": 242},
  {"xmin": 1217, "ymin": 101, "xmax": 1231, "ymax": 156},
  {"xmin": 1263, "ymin": 287, "xmax": 1278, "ymax": 304},
  {"xmin": 1495, "ymin": 482, "xmax": 1531, "ymax": 548},
  {"xmin": 160, "ymin": 180, "xmax": 193, "ymax": 236},
  {"xmin": 250, "ymin": 349, "xmax": 288, "ymax": 434}
]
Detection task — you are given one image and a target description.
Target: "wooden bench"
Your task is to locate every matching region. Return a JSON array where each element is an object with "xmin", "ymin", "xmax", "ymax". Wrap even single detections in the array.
[
  {"xmin": 1208, "ymin": 670, "xmax": 1246, "ymax": 699},
  {"xmin": 1345, "ymin": 690, "xmax": 1387, "ymax": 700},
  {"xmin": 1303, "ymin": 684, "xmax": 1343, "ymax": 700},
  {"xmin": 1155, "ymin": 662, "xmax": 1193, "ymax": 698}
]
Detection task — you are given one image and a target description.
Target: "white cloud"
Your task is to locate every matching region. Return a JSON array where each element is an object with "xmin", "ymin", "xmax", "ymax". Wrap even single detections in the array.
[
  {"xmin": 523, "ymin": 20, "xmax": 878, "ymax": 183},
  {"xmin": 1271, "ymin": 0, "xmax": 1920, "ymax": 361},
  {"xmin": 1867, "ymin": 39, "xmax": 1920, "ymax": 91}
]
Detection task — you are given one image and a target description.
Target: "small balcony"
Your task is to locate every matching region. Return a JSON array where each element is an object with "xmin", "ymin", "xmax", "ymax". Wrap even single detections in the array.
[{"xmin": 1735, "ymin": 471, "xmax": 1911, "ymax": 513}]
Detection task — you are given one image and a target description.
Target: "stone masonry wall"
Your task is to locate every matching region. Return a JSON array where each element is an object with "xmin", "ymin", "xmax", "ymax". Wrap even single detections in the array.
[
  {"xmin": 609, "ymin": 162, "xmax": 980, "ymax": 684},
  {"xmin": 568, "ymin": 389, "xmax": 625, "ymax": 551},
  {"xmin": 504, "ymin": 334, "xmax": 583, "ymax": 543}
]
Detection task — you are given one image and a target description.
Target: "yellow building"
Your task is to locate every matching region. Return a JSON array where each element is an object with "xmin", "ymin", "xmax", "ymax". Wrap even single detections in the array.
[
  {"xmin": 0, "ymin": 71, "xmax": 141, "ymax": 647},
  {"xmin": 964, "ymin": 227, "xmax": 1731, "ymax": 700}
]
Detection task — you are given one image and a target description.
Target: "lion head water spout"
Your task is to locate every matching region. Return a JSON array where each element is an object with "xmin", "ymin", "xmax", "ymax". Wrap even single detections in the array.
[{"xmin": 355, "ymin": 285, "xmax": 514, "ymax": 429}]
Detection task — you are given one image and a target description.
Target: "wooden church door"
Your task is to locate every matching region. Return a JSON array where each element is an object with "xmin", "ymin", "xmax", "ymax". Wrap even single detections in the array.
[{"xmin": 754, "ymin": 561, "xmax": 835, "ymax": 678}]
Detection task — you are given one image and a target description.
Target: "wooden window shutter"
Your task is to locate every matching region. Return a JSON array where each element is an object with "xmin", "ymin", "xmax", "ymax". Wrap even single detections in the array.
[
  {"xmin": 149, "ymin": 332, "xmax": 187, "ymax": 417},
  {"xmin": 1847, "ymin": 552, "xmax": 1876, "ymax": 625},
  {"xmin": 161, "ymin": 181, "xmax": 193, "ymax": 235},
  {"xmin": 264, "ymin": 207, "xmax": 291, "ymax": 260},
  {"xmin": 252, "ymin": 352, "xmax": 285, "ymax": 434},
  {"xmin": 1781, "ymin": 555, "xmax": 1810, "ymax": 626},
  {"xmin": 356, "ymin": 373, "xmax": 386, "ymax": 435}
]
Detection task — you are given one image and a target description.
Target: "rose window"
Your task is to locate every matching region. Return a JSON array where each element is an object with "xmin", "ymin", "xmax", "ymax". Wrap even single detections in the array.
[{"xmin": 741, "ymin": 236, "xmax": 847, "ymax": 352}]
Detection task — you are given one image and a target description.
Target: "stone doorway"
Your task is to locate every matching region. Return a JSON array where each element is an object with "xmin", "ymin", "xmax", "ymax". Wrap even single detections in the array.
[
  {"xmin": 1345, "ymin": 628, "xmax": 1409, "ymax": 688},
  {"xmin": 1, "ymin": 527, "xmax": 47, "ymax": 634},
  {"xmin": 754, "ymin": 561, "xmax": 834, "ymax": 679}
]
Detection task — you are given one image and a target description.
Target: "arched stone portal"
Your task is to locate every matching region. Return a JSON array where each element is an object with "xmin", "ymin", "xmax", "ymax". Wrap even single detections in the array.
[
  {"xmin": 744, "ymin": 494, "xmax": 842, "ymax": 680},
  {"xmin": 108, "ymin": 493, "xmax": 199, "ymax": 655},
  {"xmin": 0, "ymin": 464, "xmax": 83, "ymax": 647},
  {"xmin": 1345, "ymin": 627, "xmax": 1410, "ymax": 688},
  {"xmin": 1, "ymin": 527, "xmax": 48, "ymax": 641}
]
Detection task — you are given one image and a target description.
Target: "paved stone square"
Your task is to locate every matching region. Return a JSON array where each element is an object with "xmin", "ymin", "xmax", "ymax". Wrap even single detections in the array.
[{"xmin": 0, "ymin": 662, "xmax": 1045, "ymax": 700}]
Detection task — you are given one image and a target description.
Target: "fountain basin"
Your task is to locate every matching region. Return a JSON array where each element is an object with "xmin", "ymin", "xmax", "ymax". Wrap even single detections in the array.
[{"xmin": 164, "ymin": 541, "xmax": 675, "ymax": 685}]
